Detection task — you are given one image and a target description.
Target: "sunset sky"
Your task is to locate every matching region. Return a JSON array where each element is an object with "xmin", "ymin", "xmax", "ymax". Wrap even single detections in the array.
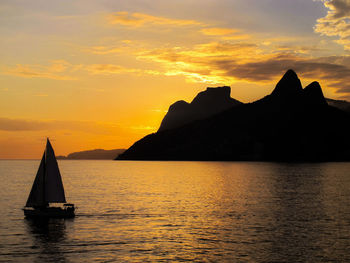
[{"xmin": 1, "ymin": 0, "xmax": 350, "ymax": 158}]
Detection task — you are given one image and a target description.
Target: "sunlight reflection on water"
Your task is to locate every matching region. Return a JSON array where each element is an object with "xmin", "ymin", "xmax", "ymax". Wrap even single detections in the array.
[{"xmin": 0, "ymin": 160, "xmax": 349, "ymax": 262}]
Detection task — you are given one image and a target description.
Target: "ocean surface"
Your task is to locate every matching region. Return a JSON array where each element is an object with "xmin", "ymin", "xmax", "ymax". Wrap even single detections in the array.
[{"xmin": 0, "ymin": 160, "xmax": 349, "ymax": 262}]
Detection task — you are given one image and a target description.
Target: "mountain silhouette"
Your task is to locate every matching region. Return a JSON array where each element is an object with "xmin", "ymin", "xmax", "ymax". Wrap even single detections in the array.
[
  {"xmin": 117, "ymin": 70, "xmax": 350, "ymax": 161},
  {"xmin": 271, "ymin": 69, "xmax": 302, "ymax": 98},
  {"xmin": 159, "ymin": 86, "xmax": 242, "ymax": 131},
  {"xmin": 326, "ymin": 98, "xmax": 350, "ymax": 114},
  {"xmin": 57, "ymin": 149, "xmax": 125, "ymax": 160}
]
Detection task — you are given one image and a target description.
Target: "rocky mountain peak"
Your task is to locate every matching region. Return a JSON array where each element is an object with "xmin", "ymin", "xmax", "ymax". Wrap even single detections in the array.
[
  {"xmin": 158, "ymin": 86, "xmax": 242, "ymax": 132},
  {"xmin": 303, "ymin": 81, "xmax": 327, "ymax": 106},
  {"xmin": 271, "ymin": 69, "xmax": 303, "ymax": 98}
]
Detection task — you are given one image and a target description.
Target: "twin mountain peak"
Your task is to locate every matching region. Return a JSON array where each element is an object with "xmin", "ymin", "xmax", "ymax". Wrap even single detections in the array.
[
  {"xmin": 271, "ymin": 69, "xmax": 326, "ymax": 105},
  {"xmin": 117, "ymin": 69, "xmax": 350, "ymax": 161},
  {"xmin": 159, "ymin": 69, "xmax": 327, "ymax": 132}
]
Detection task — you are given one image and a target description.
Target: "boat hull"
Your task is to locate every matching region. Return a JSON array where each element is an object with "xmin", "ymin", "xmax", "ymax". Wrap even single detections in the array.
[{"xmin": 23, "ymin": 206, "xmax": 75, "ymax": 218}]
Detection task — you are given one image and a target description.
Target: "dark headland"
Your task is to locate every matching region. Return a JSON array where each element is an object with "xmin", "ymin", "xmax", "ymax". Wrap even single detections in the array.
[
  {"xmin": 117, "ymin": 70, "xmax": 350, "ymax": 162},
  {"xmin": 58, "ymin": 148, "xmax": 125, "ymax": 160}
]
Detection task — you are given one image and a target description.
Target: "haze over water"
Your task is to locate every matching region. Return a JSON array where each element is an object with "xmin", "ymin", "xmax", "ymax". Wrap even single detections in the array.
[{"xmin": 1, "ymin": 160, "xmax": 349, "ymax": 262}]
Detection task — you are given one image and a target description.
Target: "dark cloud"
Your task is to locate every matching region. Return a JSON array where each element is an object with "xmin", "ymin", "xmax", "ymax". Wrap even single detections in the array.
[
  {"xmin": 140, "ymin": 39, "xmax": 350, "ymax": 98},
  {"xmin": 315, "ymin": 0, "xmax": 350, "ymax": 50},
  {"xmin": 216, "ymin": 56, "xmax": 350, "ymax": 94},
  {"xmin": 325, "ymin": 0, "xmax": 350, "ymax": 19}
]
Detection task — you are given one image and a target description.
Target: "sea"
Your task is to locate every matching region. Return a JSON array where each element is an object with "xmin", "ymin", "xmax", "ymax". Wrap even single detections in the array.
[{"xmin": 0, "ymin": 160, "xmax": 349, "ymax": 262}]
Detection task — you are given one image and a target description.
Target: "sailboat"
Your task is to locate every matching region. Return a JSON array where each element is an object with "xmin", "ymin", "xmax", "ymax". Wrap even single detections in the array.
[{"xmin": 23, "ymin": 138, "xmax": 75, "ymax": 218}]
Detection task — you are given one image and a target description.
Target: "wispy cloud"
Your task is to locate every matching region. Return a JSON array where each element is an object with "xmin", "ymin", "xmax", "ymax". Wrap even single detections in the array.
[
  {"xmin": 0, "ymin": 117, "xmax": 122, "ymax": 135},
  {"xmin": 108, "ymin": 12, "xmax": 202, "ymax": 27},
  {"xmin": 84, "ymin": 64, "xmax": 140, "ymax": 75},
  {"xmin": 275, "ymin": 45, "xmax": 325, "ymax": 54},
  {"xmin": 1, "ymin": 59, "xmax": 163, "ymax": 80},
  {"xmin": 315, "ymin": 0, "xmax": 350, "ymax": 50},
  {"xmin": 151, "ymin": 109, "xmax": 168, "ymax": 113},
  {"xmin": 49, "ymin": 60, "xmax": 71, "ymax": 72},
  {"xmin": 138, "ymin": 40, "xmax": 350, "ymax": 95},
  {"xmin": 130, "ymin": 125, "xmax": 156, "ymax": 130},
  {"xmin": 200, "ymin": 27, "xmax": 239, "ymax": 36},
  {"xmin": 0, "ymin": 118, "xmax": 49, "ymax": 131},
  {"xmin": 1, "ymin": 61, "xmax": 75, "ymax": 80},
  {"xmin": 137, "ymin": 42, "xmax": 264, "ymax": 84},
  {"xmin": 33, "ymin": 94, "xmax": 49, "ymax": 97},
  {"xmin": 84, "ymin": 46, "xmax": 123, "ymax": 55}
]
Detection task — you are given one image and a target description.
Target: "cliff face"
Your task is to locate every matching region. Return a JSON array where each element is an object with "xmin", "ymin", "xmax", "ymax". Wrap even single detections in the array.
[
  {"xmin": 117, "ymin": 70, "xmax": 350, "ymax": 161},
  {"xmin": 158, "ymin": 86, "xmax": 242, "ymax": 132}
]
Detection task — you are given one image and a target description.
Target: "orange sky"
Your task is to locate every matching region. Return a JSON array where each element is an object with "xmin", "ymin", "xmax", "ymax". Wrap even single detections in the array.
[{"xmin": 1, "ymin": 0, "xmax": 350, "ymax": 158}]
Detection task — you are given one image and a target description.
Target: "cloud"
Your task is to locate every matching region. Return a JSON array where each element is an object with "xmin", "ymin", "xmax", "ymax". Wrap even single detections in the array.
[
  {"xmin": 84, "ymin": 64, "xmax": 140, "ymax": 75},
  {"xmin": 0, "ymin": 118, "xmax": 50, "ymax": 131},
  {"xmin": 83, "ymin": 64, "xmax": 165, "ymax": 76},
  {"xmin": 139, "ymin": 42, "xmax": 260, "ymax": 64},
  {"xmin": 1, "ymin": 59, "xmax": 162, "ymax": 79},
  {"xmin": 108, "ymin": 12, "xmax": 202, "ymax": 27},
  {"xmin": 49, "ymin": 60, "xmax": 71, "ymax": 72},
  {"xmin": 200, "ymin": 27, "xmax": 251, "ymax": 41},
  {"xmin": 221, "ymin": 56, "xmax": 350, "ymax": 84},
  {"xmin": 151, "ymin": 109, "xmax": 168, "ymax": 113},
  {"xmin": 200, "ymin": 27, "xmax": 239, "ymax": 36},
  {"xmin": 84, "ymin": 46, "xmax": 123, "ymax": 55},
  {"xmin": 81, "ymin": 40, "xmax": 141, "ymax": 56},
  {"xmin": 315, "ymin": 0, "xmax": 350, "ymax": 50},
  {"xmin": 130, "ymin": 125, "xmax": 156, "ymax": 130},
  {"xmin": 138, "ymin": 41, "xmax": 350, "ymax": 95},
  {"xmin": 1, "ymin": 61, "xmax": 75, "ymax": 80},
  {"xmin": 0, "ymin": 117, "xmax": 122, "ymax": 135},
  {"xmin": 137, "ymin": 42, "xmax": 266, "ymax": 84},
  {"xmin": 275, "ymin": 45, "xmax": 325, "ymax": 54},
  {"xmin": 322, "ymin": 0, "xmax": 350, "ymax": 19}
]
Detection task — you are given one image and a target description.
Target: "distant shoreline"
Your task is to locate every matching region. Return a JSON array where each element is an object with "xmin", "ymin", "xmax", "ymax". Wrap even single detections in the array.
[{"xmin": 2, "ymin": 159, "xmax": 349, "ymax": 164}]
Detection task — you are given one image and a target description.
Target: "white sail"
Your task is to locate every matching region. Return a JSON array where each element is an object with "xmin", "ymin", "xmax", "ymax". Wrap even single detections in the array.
[
  {"xmin": 25, "ymin": 152, "xmax": 46, "ymax": 207},
  {"xmin": 44, "ymin": 139, "xmax": 66, "ymax": 203},
  {"xmin": 25, "ymin": 138, "xmax": 66, "ymax": 207}
]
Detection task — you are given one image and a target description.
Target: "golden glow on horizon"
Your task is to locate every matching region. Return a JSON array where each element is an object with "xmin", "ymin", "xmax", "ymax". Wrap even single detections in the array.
[{"xmin": 1, "ymin": 0, "xmax": 350, "ymax": 158}]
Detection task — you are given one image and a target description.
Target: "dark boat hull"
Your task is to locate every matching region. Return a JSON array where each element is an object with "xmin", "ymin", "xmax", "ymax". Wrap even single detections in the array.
[{"xmin": 23, "ymin": 206, "xmax": 75, "ymax": 218}]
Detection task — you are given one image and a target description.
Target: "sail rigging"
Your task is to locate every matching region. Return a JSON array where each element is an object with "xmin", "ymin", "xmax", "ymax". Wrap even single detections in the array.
[{"xmin": 25, "ymin": 138, "xmax": 66, "ymax": 207}]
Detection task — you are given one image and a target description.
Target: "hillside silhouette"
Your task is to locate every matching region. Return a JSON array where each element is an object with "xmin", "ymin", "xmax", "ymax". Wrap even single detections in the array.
[
  {"xmin": 326, "ymin": 98, "xmax": 350, "ymax": 114},
  {"xmin": 117, "ymin": 70, "xmax": 350, "ymax": 161},
  {"xmin": 159, "ymin": 86, "xmax": 242, "ymax": 131},
  {"xmin": 58, "ymin": 149, "xmax": 125, "ymax": 160}
]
